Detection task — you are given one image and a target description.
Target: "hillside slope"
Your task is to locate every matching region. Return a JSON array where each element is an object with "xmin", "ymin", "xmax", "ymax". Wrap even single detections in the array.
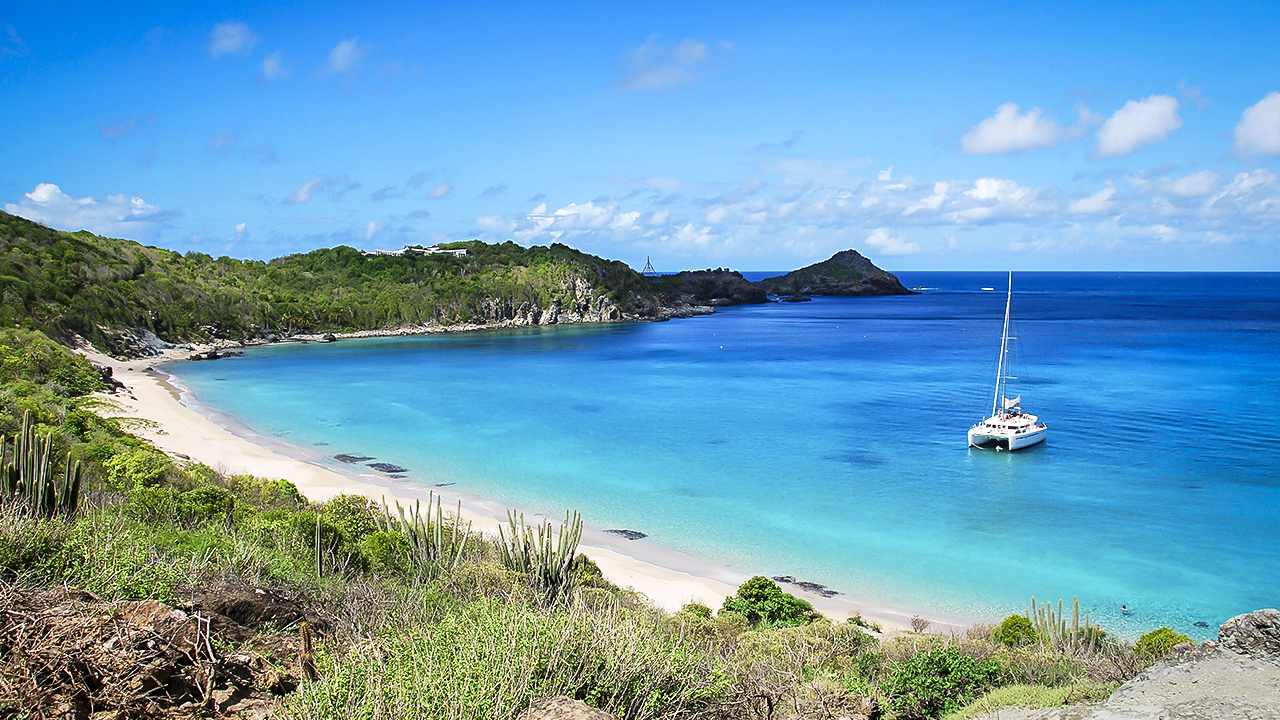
[{"xmin": 0, "ymin": 211, "xmax": 660, "ymax": 354}]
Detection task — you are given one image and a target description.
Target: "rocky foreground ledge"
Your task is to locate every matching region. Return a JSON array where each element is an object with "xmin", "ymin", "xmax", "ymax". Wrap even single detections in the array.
[{"xmin": 970, "ymin": 609, "xmax": 1280, "ymax": 720}]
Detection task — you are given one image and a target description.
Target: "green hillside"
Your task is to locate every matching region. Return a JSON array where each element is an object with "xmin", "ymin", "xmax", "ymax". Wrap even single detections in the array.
[{"xmin": 0, "ymin": 211, "xmax": 658, "ymax": 353}]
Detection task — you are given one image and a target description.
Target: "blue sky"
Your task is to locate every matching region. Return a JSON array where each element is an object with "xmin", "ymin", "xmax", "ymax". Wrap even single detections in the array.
[{"xmin": 2, "ymin": 1, "xmax": 1278, "ymax": 271}]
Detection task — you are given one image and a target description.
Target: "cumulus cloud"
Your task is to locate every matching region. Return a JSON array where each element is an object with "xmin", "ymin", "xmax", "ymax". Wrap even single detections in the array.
[
  {"xmin": 960, "ymin": 103, "xmax": 1100, "ymax": 155},
  {"xmin": 961, "ymin": 104, "xmax": 1065, "ymax": 155},
  {"xmin": 948, "ymin": 178, "xmax": 1058, "ymax": 223},
  {"xmin": 259, "ymin": 51, "xmax": 290, "ymax": 82},
  {"xmin": 207, "ymin": 21, "xmax": 258, "ymax": 58},
  {"xmin": 612, "ymin": 36, "xmax": 729, "ymax": 92},
  {"xmin": 426, "ymin": 182, "xmax": 452, "ymax": 199},
  {"xmin": 5, "ymin": 183, "xmax": 179, "ymax": 241},
  {"xmin": 1234, "ymin": 91, "xmax": 1280, "ymax": 156},
  {"xmin": 1095, "ymin": 95, "xmax": 1181, "ymax": 158},
  {"xmin": 1068, "ymin": 184, "xmax": 1116, "ymax": 214},
  {"xmin": 284, "ymin": 175, "xmax": 361, "ymax": 204},
  {"xmin": 864, "ymin": 227, "xmax": 920, "ymax": 255},
  {"xmin": 326, "ymin": 38, "xmax": 367, "ymax": 74}
]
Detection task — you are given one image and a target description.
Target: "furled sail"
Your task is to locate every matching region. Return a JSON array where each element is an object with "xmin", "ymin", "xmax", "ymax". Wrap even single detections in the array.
[{"xmin": 1003, "ymin": 396, "xmax": 1021, "ymax": 409}]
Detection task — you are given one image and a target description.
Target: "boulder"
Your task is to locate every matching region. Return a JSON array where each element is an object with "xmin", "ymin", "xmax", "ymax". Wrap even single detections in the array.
[
  {"xmin": 518, "ymin": 696, "xmax": 616, "ymax": 720},
  {"xmin": 1219, "ymin": 608, "xmax": 1280, "ymax": 660}
]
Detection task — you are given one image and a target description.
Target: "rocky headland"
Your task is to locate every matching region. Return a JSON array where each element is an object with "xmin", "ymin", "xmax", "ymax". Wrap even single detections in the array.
[{"xmin": 758, "ymin": 249, "xmax": 916, "ymax": 297}]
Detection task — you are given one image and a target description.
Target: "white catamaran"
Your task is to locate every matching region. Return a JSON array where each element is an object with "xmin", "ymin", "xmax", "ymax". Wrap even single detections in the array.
[{"xmin": 968, "ymin": 271, "xmax": 1048, "ymax": 451}]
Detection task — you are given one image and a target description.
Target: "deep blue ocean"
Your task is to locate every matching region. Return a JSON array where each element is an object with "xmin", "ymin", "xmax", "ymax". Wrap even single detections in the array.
[{"xmin": 169, "ymin": 272, "xmax": 1280, "ymax": 638}]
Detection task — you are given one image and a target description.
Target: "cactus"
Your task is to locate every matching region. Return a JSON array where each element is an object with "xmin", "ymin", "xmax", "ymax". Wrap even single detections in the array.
[
  {"xmin": 378, "ymin": 492, "xmax": 471, "ymax": 572},
  {"xmin": 1025, "ymin": 595, "xmax": 1097, "ymax": 650},
  {"xmin": 497, "ymin": 509, "xmax": 583, "ymax": 605},
  {"xmin": 1, "ymin": 411, "xmax": 82, "ymax": 517}
]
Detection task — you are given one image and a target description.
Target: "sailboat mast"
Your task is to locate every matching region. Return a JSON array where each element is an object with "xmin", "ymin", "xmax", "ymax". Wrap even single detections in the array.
[{"xmin": 991, "ymin": 270, "xmax": 1013, "ymax": 417}]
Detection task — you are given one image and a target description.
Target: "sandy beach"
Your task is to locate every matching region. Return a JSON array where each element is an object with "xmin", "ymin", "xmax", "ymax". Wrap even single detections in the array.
[{"xmin": 80, "ymin": 341, "xmax": 970, "ymax": 634}]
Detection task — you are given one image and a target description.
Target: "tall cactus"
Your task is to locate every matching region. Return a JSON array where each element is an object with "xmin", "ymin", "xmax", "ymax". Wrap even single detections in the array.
[
  {"xmin": 378, "ymin": 492, "xmax": 471, "ymax": 572},
  {"xmin": 1025, "ymin": 595, "xmax": 1097, "ymax": 650},
  {"xmin": 1, "ymin": 411, "xmax": 82, "ymax": 517},
  {"xmin": 497, "ymin": 508, "xmax": 583, "ymax": 605}
]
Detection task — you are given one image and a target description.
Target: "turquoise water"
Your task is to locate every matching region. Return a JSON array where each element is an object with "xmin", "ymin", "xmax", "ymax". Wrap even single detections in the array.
[{"xmin": 169, "ymin": 272, "xmax": 1280, "ymax": 639}]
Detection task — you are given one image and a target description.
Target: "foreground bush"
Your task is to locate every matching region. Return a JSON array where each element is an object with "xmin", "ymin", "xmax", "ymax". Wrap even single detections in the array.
[
  {"xmin": 992, "ymin": 613, "xmax": 1038, "ymax": 647},
  {"xmin": 882, "ymin": 647, "xmax": 1001, "ymax": 720},
  {"xmin": 1134, "ymin": 626, "xmax": 1193, "ymax": 660},
  {"xmin": 720, "ymin": 576, "xmax": 819, "ymax": 628},
  {"xmin": 286, "ymin": 598, "xmax": 734, "ymax": 720}
]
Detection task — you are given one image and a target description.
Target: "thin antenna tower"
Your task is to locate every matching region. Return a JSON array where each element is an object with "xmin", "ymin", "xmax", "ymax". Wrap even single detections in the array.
[{"xmin": 641, "ymin": 256, "xmax": 658, "ymax": 277}]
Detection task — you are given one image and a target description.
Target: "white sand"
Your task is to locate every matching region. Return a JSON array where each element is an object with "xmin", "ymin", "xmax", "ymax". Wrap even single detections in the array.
[{"xmin": 79, "ymin": 342, "xmax": 969, "ymax": 634}]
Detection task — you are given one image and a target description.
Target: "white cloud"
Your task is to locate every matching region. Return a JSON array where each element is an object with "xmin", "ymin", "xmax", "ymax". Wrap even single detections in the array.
[
  {"xmin": 864, "ymin": 227, "xmax": 920, "ymax": 255},
  {"xmin": 877, "ymin": 166, "xmax": 894, "ymax": 182},
  {"xmin": 284, "ymin": 175, "xmax": 361, "ymax": 204},
  {"xmin": 904, "ymin": 181, "xmax": 950, "ymax": 215},
  {"xmin": 961, "ymin": 103, "xmax": 1066, "ymax": 155},
  {"xmin": 427, "ymin": 182, "xmax": 452, "ymax": 199},
  {"xmin": 1069, "ymin": 185, "xmax": 1116, "ymax": 214},
  {"xmin": 207, "ymin": 21, "xmax": 258, "ymax": 58},
  {"xmin": 365, "ymin": 221, "xmax": 379, "ymax": 239},
  {"xmin": 1234, "ymin": 91, "xmax": 1280, "ymax": 156},
  {"xmin": 5, "ymin": 183, "xmax": 178, "ymax": 241},
  {"xmin": 259, "ymin": 51, "xmax": 290, "ymax": 81},
  {"xmin": 231, "ymin": 222, "xmax": 248, "ymax": 243},
  {"xmin": 477, "ymin": 215, "xmax": 516, "ymax": 233},
  {"xmin": 705, "ymin": 205, "xmax": 732, "ymax": 224},
  {"xmin": 612, "ymin": 36, "xmax": 727, "ymax": 92},
  {"xmin": 286, "ymin": 178, "xmax": 324, "ymax": 205},
  {"xmin": 948, "ymin": 178, "xmax": 1057, "ymax": 223},
  {"xmin": 326, "ymin": 38, "xmax": 367, "ymax": 74},
  {"xmin": 1095, "ymin": 95, "xmax": 1181, "ymax": 158},
  {"xmin": 1165, "ymin": 170, "xmax": 1220, "ymax": 198}
]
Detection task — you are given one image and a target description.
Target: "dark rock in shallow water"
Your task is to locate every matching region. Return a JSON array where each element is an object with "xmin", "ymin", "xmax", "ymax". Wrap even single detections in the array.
[
  {"xmin": 1195, "ymin": 621, "xmax": 1211, "ymax": 628},
  {"xmin": 605, "ymin": 529, "xmax": 647, "ymax": 541},
  {"xmin": 435, "ymin": 482, "xmax": 456, "ymax": 487},
  {"xmin": 388, "ymin": 474, "xmax": 407, "ymax": 479},
  {"xmin": 367, "ymin": 462, "xmax": 409, "ymax": 473},
  {"xmin": 772, "ymin": 575, "xmax": 839, "ymax": 597},
  {"xmin": 333, "ymin": 454, "xmax": 374, "ymax": 463}
]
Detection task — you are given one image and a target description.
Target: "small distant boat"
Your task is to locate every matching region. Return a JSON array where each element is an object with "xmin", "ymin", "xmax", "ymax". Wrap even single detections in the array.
[
  {"xmin": 968, "ymin": 271, "xmax": 1047, "ymax": 451},
  {"xmin": 981, "ymin": 286, "xmax": 996, "ymax": 291}
]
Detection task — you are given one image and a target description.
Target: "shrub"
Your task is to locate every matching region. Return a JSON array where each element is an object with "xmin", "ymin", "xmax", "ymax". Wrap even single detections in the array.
[
  {"xmin": 177, "ymin": 486, "xmax": 235, "ymax": 523},
  {"xmin": 102, "ymin": 446, "xmax": 172, "ymax": 490},
  {"xmin": 881, "ymin": 647, "xmax": 1001, "ymax": 720},
  {"xmin": 321, "ymin": 494, "xmax": 379, "ymax": 553},
  {"xmin": 993, "ymin": 614, "xmax": 1039, "ymax": 647},
  {"xmin": 1134, "ymin": 627, "xmax": 1193, "ymax": 659},
  {"xmin": 720, "ymin": 576, "xmax": 819, "ymax": 628},
  {"xmin": 360, "ymin": 531, "xmax": 410, "ymax": 575},
  {"xmin": 682, "ymin": 603, "xmax": 713, "ymax": 619}
]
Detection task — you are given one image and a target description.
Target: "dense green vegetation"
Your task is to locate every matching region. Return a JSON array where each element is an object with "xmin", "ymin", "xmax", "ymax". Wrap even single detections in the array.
[
  {"xmin": 0, "ymin": 211, "xmax": 658, "ymax": 353},
  {"xmin": 0, "ymin": 329, "xmax": 1185, "ymax": 718}
]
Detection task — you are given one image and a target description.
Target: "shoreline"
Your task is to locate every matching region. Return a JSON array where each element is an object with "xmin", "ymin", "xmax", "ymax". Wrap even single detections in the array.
[{"xmin": 81, "ymin": 340, "xmax": 977, "ymax": 635}]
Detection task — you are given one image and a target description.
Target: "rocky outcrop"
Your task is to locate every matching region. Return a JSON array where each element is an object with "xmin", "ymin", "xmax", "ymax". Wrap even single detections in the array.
[
  {"xmin": 759, "ymin": 249, "xmax": 914, "ymax": 297},
  {"xmin": 970, "ymin": 609, "xmax": 1280, "ymax": 720},
  {"xmin": 479, "ymin": 276, "xmax": 623, "ymax": 327},
  {"xmin": 657, "ymin": 269, "xmax": 770, "ymax": 307}
]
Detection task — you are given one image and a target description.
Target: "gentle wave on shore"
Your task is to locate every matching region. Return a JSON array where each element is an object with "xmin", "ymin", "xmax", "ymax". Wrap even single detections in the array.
[{"xmin": 167, "ymin": 271, "xmax": 1280, "ymax": 639}]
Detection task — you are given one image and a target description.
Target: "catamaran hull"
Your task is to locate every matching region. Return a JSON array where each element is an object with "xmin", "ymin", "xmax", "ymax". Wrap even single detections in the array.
[{"xmin": 968, "ymin": 427, "xmax": 1048, "ymax": 451}]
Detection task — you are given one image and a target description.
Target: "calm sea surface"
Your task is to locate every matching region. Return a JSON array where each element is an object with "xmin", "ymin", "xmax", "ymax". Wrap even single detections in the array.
[{"xmin": 169, "ymin": 272, "xmax": 1280, "ymax": 638}]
